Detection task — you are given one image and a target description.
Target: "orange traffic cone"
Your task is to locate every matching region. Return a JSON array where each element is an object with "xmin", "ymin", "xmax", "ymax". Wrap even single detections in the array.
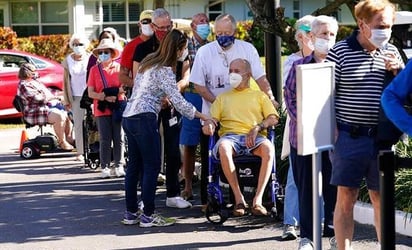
[{"xmin": 19, "ymin": 129, "xmax": 29, "ymax": 153}]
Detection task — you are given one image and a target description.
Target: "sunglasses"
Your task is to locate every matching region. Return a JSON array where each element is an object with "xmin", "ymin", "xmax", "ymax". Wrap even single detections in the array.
[
  {"xmin": 98, "ymin": 50, "xmax": 111, "ymax": 55},
  {"xmin": 73, "ymin": 43, "xmax": 84, "ymax": 47},
  {"xmin": 140, "ymin": 19, "xmax": 151, "ymax": 25}
]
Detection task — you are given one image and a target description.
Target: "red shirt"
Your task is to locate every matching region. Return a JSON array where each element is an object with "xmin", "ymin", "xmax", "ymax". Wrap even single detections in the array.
[
  {"xmin": 120, "ymin": 36, "xmax": 144, "ymax": 70},
  {"xmin": 87, "ymin": 61, "xmax": 123, "ymax": 117}
]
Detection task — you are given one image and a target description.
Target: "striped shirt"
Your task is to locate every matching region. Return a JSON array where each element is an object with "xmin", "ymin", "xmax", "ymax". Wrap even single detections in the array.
[{"xmin": 326, "ymin": 30, "xmax": 402, "ymax": 126}]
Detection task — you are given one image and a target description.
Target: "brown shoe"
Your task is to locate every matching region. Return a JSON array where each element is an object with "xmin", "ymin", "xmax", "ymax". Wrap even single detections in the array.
[
  {"xmin": 233, "ymin": 203, "xmax": 246, "ymax": 217},
  {"xmin": 251, "ymin": 204, "xmax": 268, "ymax": 216}
]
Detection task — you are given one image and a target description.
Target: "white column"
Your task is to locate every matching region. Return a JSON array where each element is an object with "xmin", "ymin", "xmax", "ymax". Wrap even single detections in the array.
[{"xmin": 73, "ymin": 0, "xmax": 86, "ymax": 34}]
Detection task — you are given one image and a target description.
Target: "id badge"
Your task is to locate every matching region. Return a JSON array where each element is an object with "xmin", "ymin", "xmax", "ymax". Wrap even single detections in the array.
[{"xmin": 169, "ymin": 116, "xmax": 178, "ymax": 127}]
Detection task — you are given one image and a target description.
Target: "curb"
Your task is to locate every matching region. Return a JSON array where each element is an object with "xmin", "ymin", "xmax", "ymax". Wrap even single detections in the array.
[{"xmin": 354, "ymin": 201, "xmax": 412, "ymax": 237}]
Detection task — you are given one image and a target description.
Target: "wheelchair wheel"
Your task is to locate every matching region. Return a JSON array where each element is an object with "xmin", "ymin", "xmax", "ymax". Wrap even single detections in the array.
[
  {"xmin": 21, "ymin": 144, "xmax": 40, "ymax": 159},
  {"xmin": 205, "ymin": 197, "xmax": 229, "ymax": 224}
]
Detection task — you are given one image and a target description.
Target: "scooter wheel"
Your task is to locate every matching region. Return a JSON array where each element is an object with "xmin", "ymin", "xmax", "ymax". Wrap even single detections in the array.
[
  {"xmin": 205, "ymin": 199, "xmax": 229, "ymax": 225},
  {"xmin": 20, "ymin": 144, "xmax": 40, "ymax": 159}
]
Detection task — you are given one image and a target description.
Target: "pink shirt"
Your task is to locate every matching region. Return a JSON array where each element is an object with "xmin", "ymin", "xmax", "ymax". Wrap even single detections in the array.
[{"xmin": 87, "ymin": 61, "xmax": 124, "ymax": 117}]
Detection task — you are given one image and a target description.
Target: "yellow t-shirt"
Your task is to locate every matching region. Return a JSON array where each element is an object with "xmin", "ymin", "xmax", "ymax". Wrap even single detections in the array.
[{"xmin": 210, "ymin": 88, "xmax": 279, "ymax": 137}]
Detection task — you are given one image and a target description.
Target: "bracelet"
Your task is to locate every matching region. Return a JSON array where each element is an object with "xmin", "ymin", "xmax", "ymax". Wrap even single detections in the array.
[{"xmin": 258, "ymin": 122, "xmax": 266, "ymax": 131}]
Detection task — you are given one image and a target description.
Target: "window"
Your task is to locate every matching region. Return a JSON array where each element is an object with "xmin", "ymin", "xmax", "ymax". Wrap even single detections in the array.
[
  {"xmin": 11, "ymin": 1, "xmax": 68, "ymax": 37},
  {"xmin": 208, "ymin": 0, "xmax": 223, "ymax": 21},
  {"xmin": 292, "ymin": 0, "xmax": 300, "ymax": 19},
  {"xmin": 86, "ymin": 0, "xmax": 142, "ymax": 40}
]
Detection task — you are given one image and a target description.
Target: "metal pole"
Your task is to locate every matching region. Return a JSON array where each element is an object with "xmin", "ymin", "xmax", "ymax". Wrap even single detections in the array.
[
  {"xmin": 312, "ymin": 152, "xmax": 322, "ymax": 250},
  {"xmin": 264, "ymin": 0, "xmax": 282, "ymax": 103},
  {"xmin": 379, "ymin": 150, "xmax": 396, "ymax": 250}
]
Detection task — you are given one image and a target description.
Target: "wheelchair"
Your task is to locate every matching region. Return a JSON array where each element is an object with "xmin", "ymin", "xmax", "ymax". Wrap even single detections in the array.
[{"xmin": 205, "ymin": 127, "xmax": 281, "ymax": 224}]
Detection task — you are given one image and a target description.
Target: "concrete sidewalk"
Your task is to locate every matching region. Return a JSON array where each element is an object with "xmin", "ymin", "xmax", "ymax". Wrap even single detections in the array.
[{"xmin": 0, "ymin": 128, "xmax": 411, "ymax": 250}]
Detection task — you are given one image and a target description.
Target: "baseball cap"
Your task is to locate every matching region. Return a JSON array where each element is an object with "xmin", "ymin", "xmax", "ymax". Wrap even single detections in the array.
[{"xmin": 140, "ymin": 10, "xmax": 153, "ymax": 21}]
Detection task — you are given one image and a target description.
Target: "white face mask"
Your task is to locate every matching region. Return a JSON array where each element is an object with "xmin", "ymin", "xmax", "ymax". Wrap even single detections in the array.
[
  {"xmin": 73, "ymin": 45, "xmax": 85, "ymax": 55},
  {"xmin": 314, "ymin": 37, "xmax": 335, "ymax": 55},
  {"xmin": 229, "ymin": 72, "xmax": 243, "ymax": 89},
  {"xmin": 178, "ymin": 48, "xmax": 189, "ymax": 62},
  {"xmin": 368, "ymin": 28, "xmax": 392, "ymax": 48},
  {"xmin": 141, "ymin": 24, "xmax": 154, "ymax": 36}
]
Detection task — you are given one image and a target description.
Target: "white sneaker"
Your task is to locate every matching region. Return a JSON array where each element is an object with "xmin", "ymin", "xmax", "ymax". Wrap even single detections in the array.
[
  {"xmin": 101, "ymin": 168, "xmax": 111, "ymax": 178},
  {"xmin": 166, "ymin": 196, "xmax": 192, "ymax": 208},
  {"xmin": 115, "ymin": 166, "xmax": 125, "ymax": 177},
  {"xmin": 298, "ymin": 237, "xmax": 313, "ymax": 250}
]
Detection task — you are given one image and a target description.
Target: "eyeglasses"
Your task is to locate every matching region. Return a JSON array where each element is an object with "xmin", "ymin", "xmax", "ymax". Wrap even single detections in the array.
[
  {"xmin": 140, "ymin": 19, "xmax": 151, "ymax": 25},
  {"xmin": 73, "ymin": 43, "xmax": 84, "ymax": 47},
  {"xmin": 219, "ymin": 51, "xmax": 229, "ymax": 68},
  {"xmin": 98, "ymin": 50, "xmax": 111, "ymax": 55},
  {"xmin": 152, "ymin": 22, "xmax": 172, "ymax": 31}
]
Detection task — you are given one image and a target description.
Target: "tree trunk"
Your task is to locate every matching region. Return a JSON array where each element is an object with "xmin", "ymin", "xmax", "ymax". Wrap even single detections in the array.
[{"xmin": 153, "ymin": 0, "xmax": 165, "ymax": 9}]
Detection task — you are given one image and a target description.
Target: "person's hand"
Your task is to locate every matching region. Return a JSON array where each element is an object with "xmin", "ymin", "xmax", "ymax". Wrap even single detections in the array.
[
  {"xmin": 202, "ymin": 119, "xmax": 216, "ymax": 136},
  {"xmin": 97, "ymin": 92, "xmax": 105, "ymax": 101},
  {"xmin": 105, "ymin": 96, "xmax": 117, "ymax": 103},
  {"xmin": 246, "ymin": 126, "xmax": 259, "ymax": 148},
  {"xmin": 383, "ymin": 52, "xmax": 402, "ymax": 75}
]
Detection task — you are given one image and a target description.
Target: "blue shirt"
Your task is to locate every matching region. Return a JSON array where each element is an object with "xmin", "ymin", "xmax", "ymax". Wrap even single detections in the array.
[{"xmin": 381, "ymin": 60, "xmax": 412, "ymax": 136}]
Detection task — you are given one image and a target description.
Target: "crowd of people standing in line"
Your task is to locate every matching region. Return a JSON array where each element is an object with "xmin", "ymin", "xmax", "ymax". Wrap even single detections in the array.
[{"xmin": 20, "ymin": 0, "xmax": 407, "ymax": 249}]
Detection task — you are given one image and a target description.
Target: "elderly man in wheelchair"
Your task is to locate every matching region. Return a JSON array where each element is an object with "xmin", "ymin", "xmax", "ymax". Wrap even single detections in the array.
[
  {"xmin": 202, "ymin": 58, "xmax": 279, "ymax": 217},
  {"xmin": 18, "ymin": 63, "xmax": 74, "ymax": 150}
]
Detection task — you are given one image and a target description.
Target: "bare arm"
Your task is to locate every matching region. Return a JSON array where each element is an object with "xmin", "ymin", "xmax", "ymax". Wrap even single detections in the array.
[
  {"xmin": 119, "ymin": 65, "xmax": 133, "ymax": 87},
  {"xmin": 194, "ymin": 83, "xmax": 216, "ymax": 103},
  {"xmin": 132, "ymin": 61, "xmax": 140, "ymax": 81},
  {"xmin": 177, "ymin": 60, "xmax": 190, "ymax": 92},
  {"xmin": 88, "ymin": 86, "xmax": 105, "ymax": 101},
  {"xmin": 255, "ymin": 75, "xmax": 279, "ymax": 108}
]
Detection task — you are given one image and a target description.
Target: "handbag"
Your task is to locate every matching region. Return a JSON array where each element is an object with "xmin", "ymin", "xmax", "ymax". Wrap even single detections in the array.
[
  {"xmin": 97, "ymin": 63, "xmax": 125, "ymax": 121},
  {"xmin": 13, "ymin": 94, "xmax": 24, "ymax": 112}
]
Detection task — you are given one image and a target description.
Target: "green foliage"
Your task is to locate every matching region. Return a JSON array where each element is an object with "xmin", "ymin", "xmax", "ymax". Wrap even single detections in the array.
[
  {"xmin": 0, "ymin": 27, "xmax": 70, "ymax": 62},
  {"xmin": 0, "ymin": 27, "xmax": 18, "ymax": 49},
  {"xmin": 28, "ymin": 35, "xmax": 71, "ymax": 62}
]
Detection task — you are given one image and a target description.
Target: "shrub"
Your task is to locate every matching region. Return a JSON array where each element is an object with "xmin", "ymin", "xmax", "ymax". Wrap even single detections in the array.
[{"xmin": 0, "ymin": 27, "xmax": 18, "ymax": 49}]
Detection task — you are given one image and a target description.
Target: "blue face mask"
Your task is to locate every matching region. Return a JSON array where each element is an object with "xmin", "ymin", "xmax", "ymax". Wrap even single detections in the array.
[
  {"xmin": 98, "ymin": 53, "xmax": 111, "ymax": 62},
  {"xmin": 216, "ymin": 35, "xmax": 235, "ymax": 48},
  {"xmin": 196, "ymin": 24, "xmax": 210, "ymax": 40}
]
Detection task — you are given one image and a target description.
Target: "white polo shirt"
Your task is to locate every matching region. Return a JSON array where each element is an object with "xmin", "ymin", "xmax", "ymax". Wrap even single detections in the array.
[{"xmin": 189, "ymin": 39, "xmax": 265, "ymax": 115}]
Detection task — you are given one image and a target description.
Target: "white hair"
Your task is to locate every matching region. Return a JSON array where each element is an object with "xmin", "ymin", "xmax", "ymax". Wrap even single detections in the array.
[
  {"xmin": 295, "ymin": 15, "xmax": 315, "ymax": 49},
  {"xmin": 68, "ymin": 33, "xmax": 90, "ymax": 49},
  {"xmin": 311, "ymin": 15, "xmax": 339, "ymax": 36}
]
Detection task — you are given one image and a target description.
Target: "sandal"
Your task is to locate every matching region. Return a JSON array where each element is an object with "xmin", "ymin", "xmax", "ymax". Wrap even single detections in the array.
[
  {"xmin": 181, "ymin": 190, "xmax": 193, "ymax": 201},
  {"xmin": 251, "ymin": 204, "xmax": 268, "ymax": 216},
  {"xmin": 233, "ymin": 203, "xmax": 247, "ymax": 217}
]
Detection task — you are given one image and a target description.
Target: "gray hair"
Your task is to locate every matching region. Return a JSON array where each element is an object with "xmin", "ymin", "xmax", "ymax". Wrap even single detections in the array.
[
  {"xmin": 294, "ymin": 15, "xmax": 315, "ymax": 49},
  {"xmin": 152, "ymin": 8, "xmax": 171, "ymax": 23},
  {"xmin": 68, "ymin": 33, "xmax": 90, "ymax": 49},
  {"xmin": 311, "ymin": 15, "xmax": 339, "ymax": 36},
  {"xmin": 215, "ymin": 14, "xmax": 237, "ymax": 31}
]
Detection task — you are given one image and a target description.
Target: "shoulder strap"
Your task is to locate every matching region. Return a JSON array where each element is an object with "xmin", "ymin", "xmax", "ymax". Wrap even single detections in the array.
[{"xmin": 97, "ymin": 63, "xmax": 108, "ymax": 88}]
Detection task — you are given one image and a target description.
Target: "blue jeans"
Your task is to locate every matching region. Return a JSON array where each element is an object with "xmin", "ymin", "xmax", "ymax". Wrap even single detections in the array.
[
  {"xmin": 122, "ymin": 113, "xmax": 160, "ymax": 216},
  {"xmin": 159, "ymin": 107, "xmax": 182, "ymax": 198},
  {"xmin": 283, "ymin": 158, "xmax": 300, "ymax": 226}
]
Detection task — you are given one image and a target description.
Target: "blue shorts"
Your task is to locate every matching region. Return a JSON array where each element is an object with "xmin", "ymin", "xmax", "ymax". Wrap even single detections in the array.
[
  {"xmin": 179, "ymin": 92, "xmax": 202, "ymax": 146},
  {"xmin": 330, "ymin": 130, "xmax": 379, "ymax": 191},
  {"xmin": 212, "ymin": 134, "xmax": 268, "ymax": 159}
]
